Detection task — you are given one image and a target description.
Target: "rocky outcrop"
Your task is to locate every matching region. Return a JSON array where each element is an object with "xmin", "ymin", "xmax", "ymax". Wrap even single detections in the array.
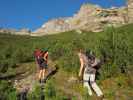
[
  {"xmin": 127, "ymin": 0, "xmax": 133, "ymax": 23},
  {"xmin": 14, "ymin": 28, "xmax": 31, "ymax": 35},
  {"xmin": 1, "ymin": 2, "xmax": 132, "ymax": 36},
  {"xmin": 0, "ymin": 28, "xmax": 16, "ymax": 34},
  {"xmin": 31, "ymin": 18, "xmax": 70, "ymax": 36},
  {"xmin": 0, "ymin": 28, "xmax": 31, "ymax": 35},
  {"xmin": 32, "ymin": 4, "xmax": 128, "ymax": 36}
]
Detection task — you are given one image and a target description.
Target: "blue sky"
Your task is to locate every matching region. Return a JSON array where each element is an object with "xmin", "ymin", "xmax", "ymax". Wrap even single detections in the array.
[{"xmin": 0, "ymin": 0, "xmax": 126, "ymax": 31}]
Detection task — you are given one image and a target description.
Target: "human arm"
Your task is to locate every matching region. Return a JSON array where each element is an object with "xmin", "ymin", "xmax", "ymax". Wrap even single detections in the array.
[
  {"xmin": 78, "ymin": 58, "xmax": 84, "ymax": 77},
  {"xmin": 35, "ymin": 57, "xmax": 40, "ymax": 72},
  {"xmin": 91, "ymin": 58, "xmax": 100, "ymax": 67},
  {"xmin": 43, "ymin": 52, "xmax": 48, "ymax": 61}
]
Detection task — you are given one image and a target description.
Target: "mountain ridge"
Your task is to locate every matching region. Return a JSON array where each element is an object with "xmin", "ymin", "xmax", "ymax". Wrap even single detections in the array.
[
  {"xmin": 0, "ymin": 1, "xmax": 133, "ymax": 36},
  {"xmin": 31, "ymin": 3, "xmax": 131, "ymax": 36}
]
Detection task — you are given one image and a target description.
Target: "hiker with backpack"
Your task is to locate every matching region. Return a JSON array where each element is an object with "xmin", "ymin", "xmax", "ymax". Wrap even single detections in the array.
[
  {"xmin": 34, "ymin": 49, "xmax": 48, "ymax": 83},
  {"xmin": 77, "ymin": 48, "xmax": 103, "ymax": 99}
]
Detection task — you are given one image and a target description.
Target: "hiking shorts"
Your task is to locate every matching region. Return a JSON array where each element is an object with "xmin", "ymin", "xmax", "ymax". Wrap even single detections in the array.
[{"xmin": 39, "ymin": 62, "xmax": 48, "ymax": 70}]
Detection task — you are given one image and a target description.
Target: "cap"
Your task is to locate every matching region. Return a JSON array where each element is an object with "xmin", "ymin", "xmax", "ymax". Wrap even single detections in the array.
[{"xmin": 42, "ymin": 48, "xmax": 48, "ymax": 52}]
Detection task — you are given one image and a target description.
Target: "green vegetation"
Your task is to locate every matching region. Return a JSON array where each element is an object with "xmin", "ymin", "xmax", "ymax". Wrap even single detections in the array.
[
  {"xmin": 0, "ymin": 24, "xmax": 133, "ymax": 99},
  {"xmin": 0, "ymin": 80, "xmax": 17, "ymax": 100}
]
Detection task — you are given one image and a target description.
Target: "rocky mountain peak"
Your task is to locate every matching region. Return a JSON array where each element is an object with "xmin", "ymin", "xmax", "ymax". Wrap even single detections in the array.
[{"xmin": 31, "ymin": 3, "xmax": 130, "ymax": 36}]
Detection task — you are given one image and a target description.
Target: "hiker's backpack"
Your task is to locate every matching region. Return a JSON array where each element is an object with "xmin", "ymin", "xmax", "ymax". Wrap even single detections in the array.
[
  {"xmin": 34, "ymin": 49, "xmax": 42, "ymax": 58},
  {"xmin": 85, "ymin": 51, "xmax": 102, "ymax": 70},
  {"xmin": 34, "ymin": 49, "xmax": 44, "ymax": 64},
  {"xmin": 85, "ymin": 51, "xmax": 95, "ymax": 61}
]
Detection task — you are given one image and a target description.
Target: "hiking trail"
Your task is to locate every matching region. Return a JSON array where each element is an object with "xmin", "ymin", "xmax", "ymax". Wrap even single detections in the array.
[{"xmin": 13, "ymin": 60, "xmax": 57, "ymax": 99}]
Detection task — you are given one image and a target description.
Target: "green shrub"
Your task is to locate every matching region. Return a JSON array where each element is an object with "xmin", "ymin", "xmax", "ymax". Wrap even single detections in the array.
[{"xmin": 0, "ymin": 80, "xmax": 16, "ymax": 100}]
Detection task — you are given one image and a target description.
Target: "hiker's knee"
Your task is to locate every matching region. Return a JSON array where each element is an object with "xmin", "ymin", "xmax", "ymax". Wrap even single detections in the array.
[
  {"xmin": 43, "ymin": 69, "xmax": 46, "ymax": 72},
  {"xmin": 83, "ymin": 80, "xmax": 89, "ymax": 85},
  {"xmin": 90, "ymin": 81, "xmax": 95, "ymax": 85},
  {"xmin": 40, "ymin": 69, "xmax": 43, "ymax": 72},
  {"xmin": 83, "ymin": 78, "xmax": 87, "ymax": 82},
  {"xmin": 84, "ymin": 82, "xmax": 88, "ymax": 87},
  {"xmin": 39, "ymin": 71, "xmax": 41, "ymax": 74}
]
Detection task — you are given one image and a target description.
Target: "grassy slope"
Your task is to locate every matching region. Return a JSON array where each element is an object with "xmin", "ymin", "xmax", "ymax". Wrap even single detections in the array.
[{"xmin": 0, "ymin": 24, "xmax": 133, "ymax": 99}]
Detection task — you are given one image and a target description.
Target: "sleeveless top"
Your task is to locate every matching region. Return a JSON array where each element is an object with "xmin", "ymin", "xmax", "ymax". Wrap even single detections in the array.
[{"xmin": 78, "ymin": 53, "xmax": 97, "ymax": 74}]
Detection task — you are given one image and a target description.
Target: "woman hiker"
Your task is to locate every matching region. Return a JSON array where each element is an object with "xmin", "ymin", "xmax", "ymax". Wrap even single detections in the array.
[
  {"xmin": 77, "ymin": 48, "xmax": 104, "ymax": 99},
  {"xmin": 34, "ymin": 49, "xmax": 48, "ymax": 83}
]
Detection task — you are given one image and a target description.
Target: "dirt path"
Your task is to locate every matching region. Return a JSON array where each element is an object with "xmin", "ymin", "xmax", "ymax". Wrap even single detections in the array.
[
  {"xmin": 12, "ymin": 61, "xmax": 106, "ymax": 100},
  {"xmin": 13, "ymin": 60, "xmax": 57, "ymax": 92}
]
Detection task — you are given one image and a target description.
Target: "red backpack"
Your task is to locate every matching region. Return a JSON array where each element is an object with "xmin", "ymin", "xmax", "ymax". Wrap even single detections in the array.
[{"xmin": 34, "ymin": 49, "xmax": 43, "ymax": 59}]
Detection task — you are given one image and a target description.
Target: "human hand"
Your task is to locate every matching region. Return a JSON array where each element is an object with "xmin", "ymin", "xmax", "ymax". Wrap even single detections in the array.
[{"xmin": 78, "ymin": 75, "xmax": 82, "ymax": 81}]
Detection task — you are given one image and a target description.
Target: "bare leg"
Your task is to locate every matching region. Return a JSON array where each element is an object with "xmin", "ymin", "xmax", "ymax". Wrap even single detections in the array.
[
  {"xmin": 38, "ymin": 70, "xmax": 42, "ymax": 80},
  {"xmin": 42, "ymin": 69, "xmax": 46, "ymax": 80}
]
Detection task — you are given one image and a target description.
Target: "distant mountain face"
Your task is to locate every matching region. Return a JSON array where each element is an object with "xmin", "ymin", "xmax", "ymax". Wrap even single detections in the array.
[
  {"xmin": 31, "ymin": 3, "xmax": 131, "ymax": 36},
  {"xmin": 0, "ymin": 28, "xmax": 31, "ymax": 35},
  {"xmin": 1, "ymin": 2, "xmax": 132, "ymax": 36}
]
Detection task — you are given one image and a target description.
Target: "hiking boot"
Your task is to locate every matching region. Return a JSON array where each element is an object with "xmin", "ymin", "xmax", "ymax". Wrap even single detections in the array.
[
  {"xmin": 39, "ymin": 79, "xmax": 42, "ymax": 83},
  {"xmin": 97, "ymin": 95, "xmax": 104, "ymax": 100},
  {"xmin": 42, "ymin": 78, "xmax": 46, "ymax": 83}
]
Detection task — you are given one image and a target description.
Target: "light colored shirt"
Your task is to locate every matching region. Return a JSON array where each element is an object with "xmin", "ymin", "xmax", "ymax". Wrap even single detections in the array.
[{"xmin": 79, "ymin": 53, "xmax": 99, "ymax": 74}]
